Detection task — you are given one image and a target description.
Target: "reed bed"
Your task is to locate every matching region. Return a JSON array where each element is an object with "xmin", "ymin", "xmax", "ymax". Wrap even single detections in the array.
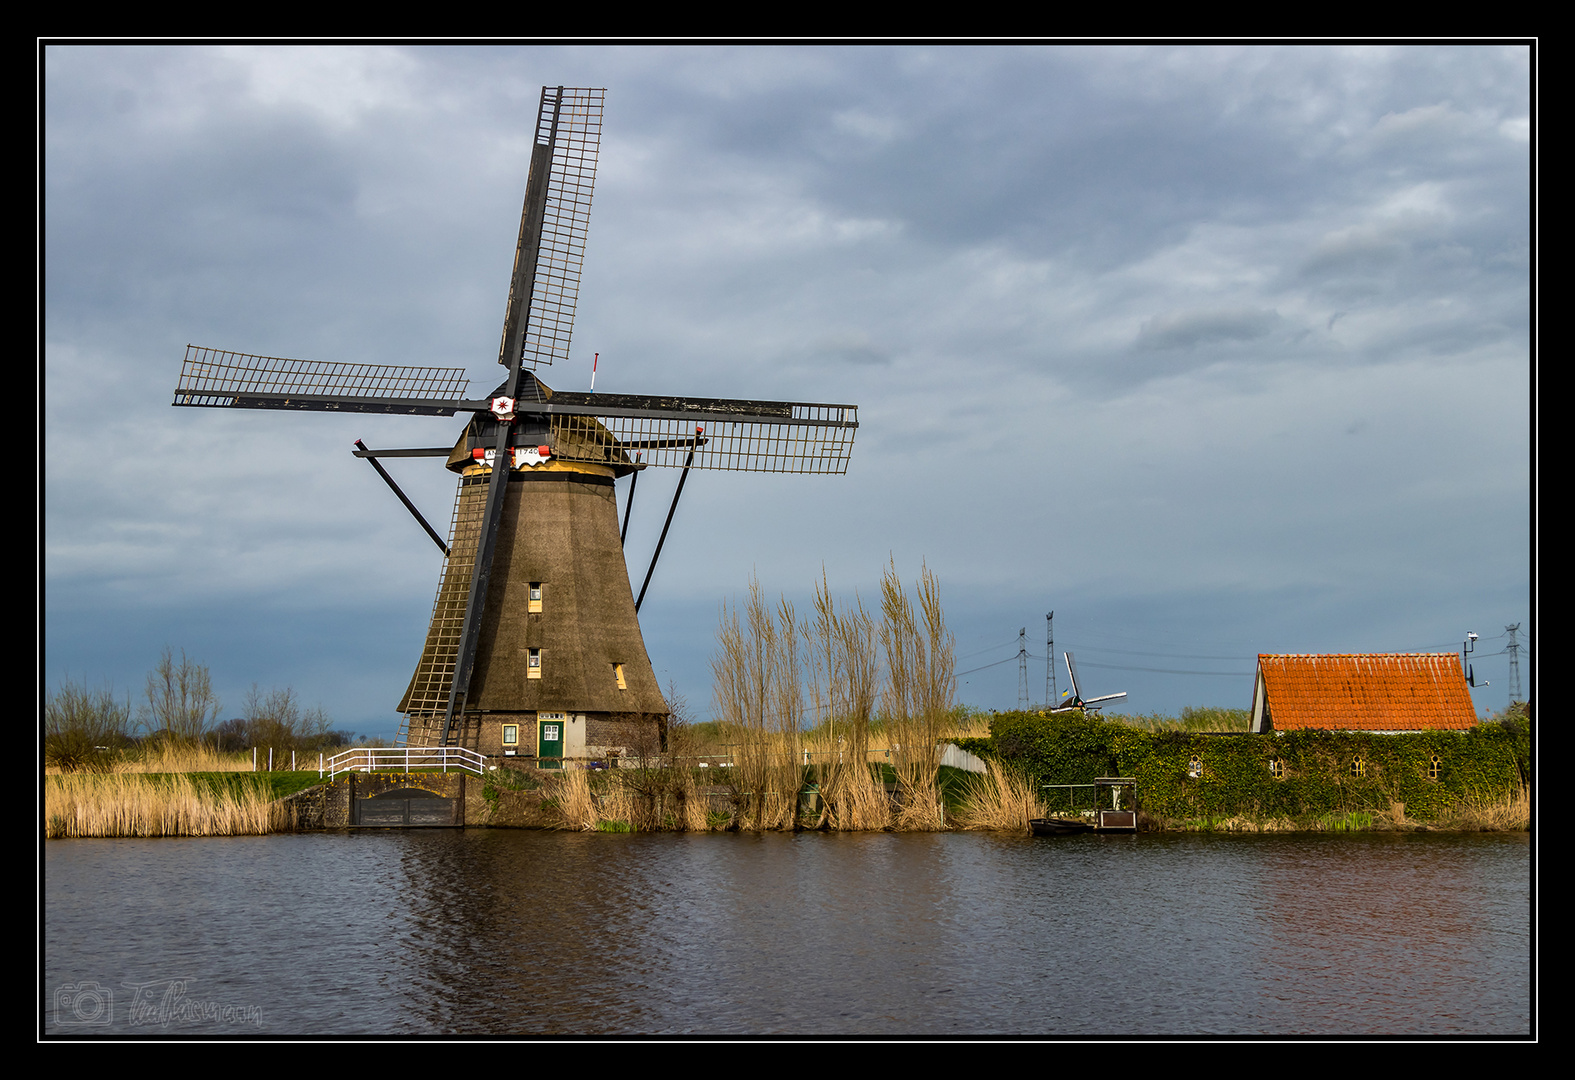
[
  {"xmin": 541, "ymin": 766, "xmax": 716, "ymax": 832},
  {"xmin": 112, "ymin": 743, "xmax": 257, "ymax": 774},
  {"xmin": 1436, "ymin": 787, "xmax": 1531, "ymax": 831},
  {"xmin": 816, "ymin": 765, "xmax": 894, "ymax": 831},
  {"xmin": 44, "ymin": 773, "xmax": 294, "ymax": 838},
  {"xmin": 44, "ymin": 743, "xmax": 290, "ymax": 776},
  {"xmin": 953, "ymin": 761, "xmax": 1045, "ymax": 832},
  {"xmin": 542, "ymin": 768, "xmax": 600, "ymax": 830}
]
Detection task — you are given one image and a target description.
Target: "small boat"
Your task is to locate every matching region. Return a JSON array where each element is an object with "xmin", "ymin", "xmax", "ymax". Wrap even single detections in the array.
[{"xmin": 1029, "ymin": 815, "xmax": 1095, "ymax": 836}]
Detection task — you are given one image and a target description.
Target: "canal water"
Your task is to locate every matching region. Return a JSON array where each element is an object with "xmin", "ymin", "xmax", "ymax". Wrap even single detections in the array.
[{"xmin": 43, "ymin": 830, "xmax": 1531, "ymax": 1037}]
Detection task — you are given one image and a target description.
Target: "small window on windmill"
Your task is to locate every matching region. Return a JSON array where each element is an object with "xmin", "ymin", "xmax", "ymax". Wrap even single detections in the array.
[
  {"xmin": 529, "ymin": 583, "xmax": 543, "ymax": 613},
  {"xmin": 1352, "ymin": 758, "xmax": 1366, "ymax": 778},
  {"xmin": 1188, "ymin": 755, "xmax": 1202, "ymax": 778},
  {"xmin": 613, "ymin": 663, "xmax": 627, "ymax": 690},
  {"xmin": 502, "ymin": 724, "xmax": 519, "ymax": 747},
  {"xmin": 1428, "ymin": 754, "xmax": 1441, "ymax": 781},
  {"xmin": 528, "ymin": 648, "xmax": 541, "ymax": 679}
]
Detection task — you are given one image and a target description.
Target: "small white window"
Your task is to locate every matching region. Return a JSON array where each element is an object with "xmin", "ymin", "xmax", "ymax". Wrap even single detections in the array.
[
  {"xmin": 501, "ymin": 724, "xmax": 519, "ymax": 746},
  {"xmin": 528, "ymin": 648, "xmax": 541, "ymax": 679},
  {"xmin": 528, "ymin": 583, "xmax": 542, "ymax": 613}
]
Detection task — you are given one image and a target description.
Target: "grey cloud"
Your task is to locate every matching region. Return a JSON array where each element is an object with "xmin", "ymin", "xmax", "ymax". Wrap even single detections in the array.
[
  {"xmin": 1135, "ymin": 308, "xmax": 1281, "ymax": 351},
  {"xmin": 809, "ymin": 332, "xmax": 891, "ymax": 367},
  {"xmin": 1300, "ymin": 227, "xmax": 1409, "ymax": 279}
]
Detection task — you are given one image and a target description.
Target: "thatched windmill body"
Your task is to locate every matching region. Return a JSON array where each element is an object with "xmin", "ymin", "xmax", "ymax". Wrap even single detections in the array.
[{"xmin": 173, "ymin": 87, "xmax": 859, "ymax": 762}]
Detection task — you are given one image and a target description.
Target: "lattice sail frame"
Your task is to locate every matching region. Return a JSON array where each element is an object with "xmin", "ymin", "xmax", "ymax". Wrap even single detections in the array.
[
  {"xmin": 549, "ymin": 406, "xmax": 858, "ymax": 474},
  {"xmin": 176, "ymin": 345, "xmax": 470, "ymax": 406},
  {"xmin": 507, "ymin": 86, "xmax": 604, "ymax": 372}
]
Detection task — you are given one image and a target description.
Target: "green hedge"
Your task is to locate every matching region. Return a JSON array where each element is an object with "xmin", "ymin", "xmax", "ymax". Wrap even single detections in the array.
[{"xmin": 969, "ymin": 711, "xmax": 1530, "ymax": 823}]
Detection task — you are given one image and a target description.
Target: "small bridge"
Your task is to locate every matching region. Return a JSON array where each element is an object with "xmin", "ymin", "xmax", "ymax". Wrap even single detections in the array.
[{"xmin": 323, "ymin": 746, "xmax": 487, "ymax": 780}]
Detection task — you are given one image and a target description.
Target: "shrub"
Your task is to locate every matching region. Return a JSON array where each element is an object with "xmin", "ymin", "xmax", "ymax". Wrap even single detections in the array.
[{"xmin": 44, "ymin": 678, "xmax": 132, "ymax": 772}]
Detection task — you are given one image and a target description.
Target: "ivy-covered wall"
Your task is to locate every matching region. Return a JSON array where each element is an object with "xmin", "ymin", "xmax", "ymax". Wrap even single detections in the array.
[{"xmin": 963, "ymin": 712, "xmax": 1530, "ymax": 823}]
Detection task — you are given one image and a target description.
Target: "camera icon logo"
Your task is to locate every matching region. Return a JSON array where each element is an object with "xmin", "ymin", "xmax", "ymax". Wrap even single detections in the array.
[{"xmin": 55, "ymin": 981, "xmax": 113, "ymax": 1025}]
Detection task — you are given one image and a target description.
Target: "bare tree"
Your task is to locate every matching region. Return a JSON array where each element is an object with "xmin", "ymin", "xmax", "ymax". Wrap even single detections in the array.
[
  {"xmin": 239, "ymin": 684, "xmax": 335, "ymax": 758},
  {"xmin": 139, "ymin": 647, "xmax": 222, "ymax": 745}
]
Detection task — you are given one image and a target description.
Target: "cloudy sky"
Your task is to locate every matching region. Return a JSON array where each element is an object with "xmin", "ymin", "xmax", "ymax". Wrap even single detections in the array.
[{"xmin": 43, "ymin": 44, "xmax": 1533, "ymax": 738}]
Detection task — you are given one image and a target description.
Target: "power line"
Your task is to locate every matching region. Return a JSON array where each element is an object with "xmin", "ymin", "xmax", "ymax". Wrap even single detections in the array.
[{"xmin": 1075, "ymin": 660, "xmax": 1254, "ymax": 677}]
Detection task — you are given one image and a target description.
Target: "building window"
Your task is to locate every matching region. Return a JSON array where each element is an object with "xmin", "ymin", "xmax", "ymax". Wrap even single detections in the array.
[
  {"xmin": 528, "ymin": 583, "xmax": 542, "ymax": 613},
  {"xmin": 528, "ymin": 648, "xmax": 541, "ymax": 679},
  {"xmin": 613, "ymin": 663, "xmax": 626, "ymax": 690},
  {"xmin": 501, "ymin": 724, "xmax": 519, "ymax": 747},
  {"xmin": 1352, "ymin": 758, "xmax": 1366, "ymax": 778},
  {"xmin": 1268, "ymin": 758, "xmax": 1284, "ymax": 779},
  {"xmin": 1428, "ymin": 754, "xmax": 1441, "ymax": 781},
  {"xmin": 1188, "ymin": 755, "xmax": 1202, "ymax": 779}
]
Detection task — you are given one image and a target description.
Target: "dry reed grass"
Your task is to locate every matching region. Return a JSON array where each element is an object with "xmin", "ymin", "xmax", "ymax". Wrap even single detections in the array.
[
  {"xmin": 954, "ymin": 761, "xmax": 1045, "ymax": 832},
  {"xmin": 44, "ymin": 773, "xmax": 293, "ymax": 838},
  {"xmin": 808, "ymin": 763, "xmax": 892, "ymax": 831},
  {"xmin": 709, "ymin": 563, "xmax": 961, "ymax": 832},
  {"xmin": 803, "ymin": 569, "xmax": 878, "ymax": 813},
  {"xmin": 114, "ymin": 743, "xmax": 257, "ymax": 774},
  {"xmin": 43, "ymin": 743, "xmax": 290, "ymax": 777},
  {"xmin": 939, "ymin": 711, "xmax": 992, "ymax": 740},
  {"xmin": 1437, "ymin": 787, "xmax": 1531, "ymax": 831},
  {"xmin": 713, "ymin": 576, "xmax": 808, "ymax": 830},
  {"xmin": 878, "ymin": 562, "xmax": 953, "ymax": 810},
  {"xmin": 542, "ymin": 768, "xmax": 600, "ymax": 830},
  {"xmin": 537, "ymin": 766, "xmax": 724, "ymax": 832}
]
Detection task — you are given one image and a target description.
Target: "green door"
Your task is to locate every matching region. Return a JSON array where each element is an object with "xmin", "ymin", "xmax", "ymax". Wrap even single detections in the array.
[{"xmin": 538, "ymin": 719, "xmax": 564, "ymax": 769}]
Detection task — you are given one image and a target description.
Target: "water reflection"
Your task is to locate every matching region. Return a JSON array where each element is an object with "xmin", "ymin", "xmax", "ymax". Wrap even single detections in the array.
[{"xmin": 45, "ymin": 830, "xmax": 1530, "ymax": 1036}]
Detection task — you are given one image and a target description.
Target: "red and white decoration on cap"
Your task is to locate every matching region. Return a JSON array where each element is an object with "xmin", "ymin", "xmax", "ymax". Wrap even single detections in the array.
[{"xmin": 472, "ymin": 444, "xmax": 553, "ymax": 469}]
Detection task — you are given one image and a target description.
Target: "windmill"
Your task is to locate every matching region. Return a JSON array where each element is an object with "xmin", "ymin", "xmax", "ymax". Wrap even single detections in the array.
[
  {"xmin": 1051, "ymin": 652, "xmax": 1127, "ymax": 714},
  {"xmin": 172, "ymin": 86, "xmax": 859, "ymax": 762}
]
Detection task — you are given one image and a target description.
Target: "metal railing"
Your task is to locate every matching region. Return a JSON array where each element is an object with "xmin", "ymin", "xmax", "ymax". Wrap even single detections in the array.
[{"xmin": 324, "ymin": 746, "xmax": 488, "ymax": 780}]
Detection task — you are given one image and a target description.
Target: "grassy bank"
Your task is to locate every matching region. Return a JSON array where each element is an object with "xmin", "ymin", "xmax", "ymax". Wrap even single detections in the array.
[
  {"xmin": 43, "ymin": 759, "xmax": 1527, "ymax": 837},
  {"xmin": 1151, "ymin": 787, "xmax": 1531, "ymax": 833},
  {"xmin": 45, "ymin": 708, "xmax": 1530, "ymax": 837}
]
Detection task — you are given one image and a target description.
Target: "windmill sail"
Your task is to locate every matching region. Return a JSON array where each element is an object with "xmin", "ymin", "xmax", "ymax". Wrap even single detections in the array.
[
  {"xmin": 174, "ymin": 346, "xmax": 474, "ymax": 414},
  {"xmin": 503, "ymin": 86, "xmax": 603, "ymax": 373},
  {"xmin": 545, "ymin": 395, "xmax": 858, "ymax": 474},
  {"xmin": 1052, "ymin": 651, "xmax": 1127, "ymax": 712}
]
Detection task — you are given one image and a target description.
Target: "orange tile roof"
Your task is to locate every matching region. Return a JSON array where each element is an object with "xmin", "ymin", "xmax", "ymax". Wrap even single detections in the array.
[{"xmin": 1254, "ymin": 653, "xmax": 1478, "ymax": 732}]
